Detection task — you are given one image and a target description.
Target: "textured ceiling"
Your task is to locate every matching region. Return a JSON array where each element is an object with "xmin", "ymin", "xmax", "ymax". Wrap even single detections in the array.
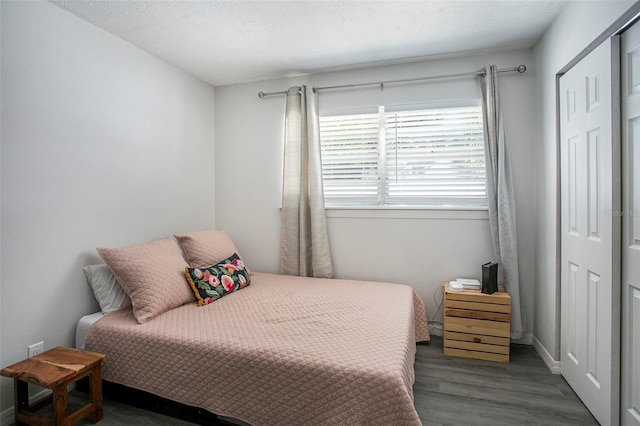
[{"xmin": 51, "ymin": 0, "xmax": 567, "ymax": 87}]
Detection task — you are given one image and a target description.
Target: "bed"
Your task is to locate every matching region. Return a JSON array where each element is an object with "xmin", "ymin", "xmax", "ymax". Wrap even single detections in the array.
[{"xmin": 79, "ymin": 230, "xmax": 430, "ymax": 426}]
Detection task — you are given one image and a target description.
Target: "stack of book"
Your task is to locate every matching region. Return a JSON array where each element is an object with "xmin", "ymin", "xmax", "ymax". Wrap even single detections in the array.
[{"xmin": 452, "ymin": 278, "xmax": 481, "ymax": 290}]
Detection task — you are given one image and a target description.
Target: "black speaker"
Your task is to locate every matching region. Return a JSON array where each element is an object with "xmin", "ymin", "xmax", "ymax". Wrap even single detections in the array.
[{"xmin": 482, "ymin": 262, "xmax": 498, "ymax": 294}]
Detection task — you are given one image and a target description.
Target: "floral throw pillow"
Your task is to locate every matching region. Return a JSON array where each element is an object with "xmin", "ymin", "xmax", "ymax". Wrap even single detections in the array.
[{"xmin": 184, "ymin": 253, "xmax": 251, "ymax": 306}]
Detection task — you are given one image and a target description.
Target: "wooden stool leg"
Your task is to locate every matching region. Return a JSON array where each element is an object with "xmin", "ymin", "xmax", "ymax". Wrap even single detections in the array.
[
  {"xmin": 54, "ymin": 383, "xmax": 69, "ymax": 426},
  {"xmin": 89, "ymin": 365, "xmax": 103, "ymax": 423},
  {"xmin": 14, "ymin": 379, "xmax": 28, "ymax": 425}
]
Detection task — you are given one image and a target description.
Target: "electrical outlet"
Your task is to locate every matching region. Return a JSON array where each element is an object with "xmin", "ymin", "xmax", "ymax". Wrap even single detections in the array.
[{"xmin": 28, "ymin": 341, "xmax": 44, "ymax": 358}]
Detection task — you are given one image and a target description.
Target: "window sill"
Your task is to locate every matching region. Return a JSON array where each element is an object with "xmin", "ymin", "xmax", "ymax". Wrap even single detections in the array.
[{"xmin": 325, "ymin": 207, "xmax": 489, "ymax": 220}]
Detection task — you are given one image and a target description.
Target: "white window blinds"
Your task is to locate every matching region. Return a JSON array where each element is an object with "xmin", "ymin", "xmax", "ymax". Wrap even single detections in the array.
[
  {"xmin": 318, "ymin": 111, "xmax": 380, "ymax": 205},
  {"xmin": 319, "ymin": 105, "xmax": 487, "ymax": 208}
]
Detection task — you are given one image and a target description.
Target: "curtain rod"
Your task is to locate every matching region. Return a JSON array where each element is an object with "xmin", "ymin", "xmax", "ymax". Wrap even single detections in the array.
[{"xmin": 257, "ymin": 64, "xmax": 526, "ymax": 98}]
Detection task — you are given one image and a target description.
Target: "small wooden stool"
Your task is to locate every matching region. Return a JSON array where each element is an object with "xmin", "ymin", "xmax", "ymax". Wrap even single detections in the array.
[{"xmin": 1, "ymin": 346, "xmax": 105, "ymax": 426}]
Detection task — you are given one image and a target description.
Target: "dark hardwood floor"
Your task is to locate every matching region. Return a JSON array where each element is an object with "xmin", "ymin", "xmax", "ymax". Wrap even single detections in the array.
[
  {"xmin": 414, "ymin": 337, "xmax": 598, "ymax": 425},
  {"xmin": 37, "ymin": 337, "xmax": 596, "ymax": 426}
]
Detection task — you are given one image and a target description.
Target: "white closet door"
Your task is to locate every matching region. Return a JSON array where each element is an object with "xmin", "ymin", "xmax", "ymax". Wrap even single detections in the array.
[
  {"xmin": 559, "ymin": 38, "xmax": 620, "ymax": 426},
  {"xmin": 621, "ymin": 20, "xmax": 640, "ymax": 426}
]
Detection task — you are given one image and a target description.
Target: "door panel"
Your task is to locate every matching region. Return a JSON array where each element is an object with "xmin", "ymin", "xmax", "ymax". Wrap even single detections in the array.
[
  {"xmin": 621, "ymin": 20, "xmax": 640, "ymax": 426},
  {"xmin": 560, "ymin": 38, "xmax": 620, "ymax": 426}
]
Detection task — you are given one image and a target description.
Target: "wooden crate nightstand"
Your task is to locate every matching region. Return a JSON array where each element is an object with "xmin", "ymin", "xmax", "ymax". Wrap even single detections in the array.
[
  {"xmin": 1, "ymin": 346, "xmax": 105, "ymax": 425},
  {"xmin": 443, "ymin": 283, "xmax": 511, "ymax": 363}
]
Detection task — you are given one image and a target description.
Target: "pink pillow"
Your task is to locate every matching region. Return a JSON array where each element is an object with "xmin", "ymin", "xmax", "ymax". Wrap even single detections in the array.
[
  {"xmin": 97, "ymin": 238, "xmax": 193, "ymax": 324},
  {"xmin": 174, "ymin": 230, "xmax": 242, "ymax": 268}
]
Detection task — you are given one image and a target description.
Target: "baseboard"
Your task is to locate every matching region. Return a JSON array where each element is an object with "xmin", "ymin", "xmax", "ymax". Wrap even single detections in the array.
[
  {"xmin": 0, "ymin": 389, "xmax": 49, "ymax": 425},
  {"xmin": 512, "ymin": 332, "xmax": 533, "ymax": 345},
  {"xmin": 0, "ymin": 406, "xmax": 14, "ymax": 426},
  {"xmin": 532, "ymin": 335, "xmax": 561, "ymax": 374},
  {"xmin": 0, "ymin": 383, "xmax": 76, "ymax": 425}
]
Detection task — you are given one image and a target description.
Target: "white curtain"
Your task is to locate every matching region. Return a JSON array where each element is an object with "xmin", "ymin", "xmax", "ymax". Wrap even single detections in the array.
[
  {"xmin": 478, "ymin": 66, "xmax": 524, "ymax": 339},
  {"xmin": 280, "ymin": 85, "xmax": 334, "ymax": 278}
]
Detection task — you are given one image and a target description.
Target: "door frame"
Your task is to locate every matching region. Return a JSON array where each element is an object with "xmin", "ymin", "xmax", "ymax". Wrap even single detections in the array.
[{"xmin": 554, "ymin": 3, "xmax": 640, "ymax": 423}]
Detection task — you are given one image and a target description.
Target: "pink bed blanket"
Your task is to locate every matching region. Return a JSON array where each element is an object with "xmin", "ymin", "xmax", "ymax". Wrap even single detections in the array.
[{"xmin": 86, "ymin": 272, "xmax": 430, "ymax": 425}]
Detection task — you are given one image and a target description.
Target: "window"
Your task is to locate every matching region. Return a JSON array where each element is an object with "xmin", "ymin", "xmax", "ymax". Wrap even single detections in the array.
[{"xmin": 319, "ymin": 105, "xmax": 487, "ymax": 209}]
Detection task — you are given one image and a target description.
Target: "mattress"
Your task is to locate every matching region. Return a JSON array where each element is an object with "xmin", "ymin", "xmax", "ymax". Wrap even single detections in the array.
[
  {"xmin": 86, "ymin": 272, "xmax": 429, "ymax": 426},
  {"xmin": 75, "ymin": 312, "xmax": 105, "ymax": 350}
]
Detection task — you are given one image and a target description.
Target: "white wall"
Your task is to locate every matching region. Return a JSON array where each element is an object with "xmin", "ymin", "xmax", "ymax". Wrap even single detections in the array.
[
  {"xmin": 0, "ymin": 1, "xmax": 215, "ymax": 411},
  {"xmin": 532, "ymin": 0, "xmax": 636, "ymax": 363},
  {"xmin": 215, "ymin": 49, "xmax": 537, "ymax": 342}
]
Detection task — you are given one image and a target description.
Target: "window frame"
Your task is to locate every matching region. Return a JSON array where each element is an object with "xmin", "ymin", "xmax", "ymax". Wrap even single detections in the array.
[{"xmin": 319, "ymin": 100, "xmax": 488, "ymax": 212}]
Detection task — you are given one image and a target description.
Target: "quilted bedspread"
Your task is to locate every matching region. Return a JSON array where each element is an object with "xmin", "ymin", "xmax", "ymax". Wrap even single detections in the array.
[{"xmin": 86, "ymin": 272, "xmax": 430, "ymax": 426}]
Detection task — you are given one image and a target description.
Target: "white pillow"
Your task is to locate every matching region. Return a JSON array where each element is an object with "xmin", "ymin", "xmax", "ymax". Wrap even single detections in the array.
[{"xmin": 83, "ymin": 264, "xmax": 131, "ymax": 314}]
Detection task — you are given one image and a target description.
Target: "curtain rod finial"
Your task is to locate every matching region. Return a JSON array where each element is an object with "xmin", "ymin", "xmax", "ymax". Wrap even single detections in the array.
[
  {"xmin": 258, "ymin": 92, "xmax": 266, "ymax": 98},
  {"xmin": 516, "ymin": 65, "xmax": 526, "ymax": 73}
]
